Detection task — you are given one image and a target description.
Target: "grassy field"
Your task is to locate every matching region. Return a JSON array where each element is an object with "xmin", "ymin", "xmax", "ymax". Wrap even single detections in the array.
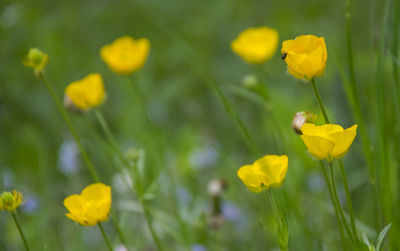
[{"xmin": 1, "ymin": 0, "xmax": 399, "ymax": 250}]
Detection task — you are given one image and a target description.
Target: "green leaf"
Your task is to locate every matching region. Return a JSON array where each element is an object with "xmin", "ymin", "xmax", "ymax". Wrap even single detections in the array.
[{"xmin": 376, "ymin": 223, "xmax": 392, "ymax": 251}]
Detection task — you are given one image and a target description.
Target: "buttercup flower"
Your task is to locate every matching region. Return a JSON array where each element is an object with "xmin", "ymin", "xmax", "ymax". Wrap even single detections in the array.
[
  {"xmin": 64, "ymin": 73, "xmax": 106, "ymax": 111},
  {"xmin": 281, "ymin": 35, "xmax": 327, "ymax": 80},
  {"xmin": 23, "ymin": 48, "xmax": 49, "ymax": 76},
  {"xmin": 300, "ymin": 123, "xmax": 358, "ymax": 161},
  {"xmin": 63, "ymin": 183, "xmax": 111, "ymax": 226},
  {"xmin": 231, "ymin": 26, "xmax": 279, "ymax": 64},
  {"xmin": 237, "ymin": 155, "xmax": 288, "ymax": 193},
  {"xmin": 0, "ymin": 190, "xmax": 23, "ymax": 212},
  {"xmin": 100, "ymin": 36, "xmax": 150, "ymax": 75}
]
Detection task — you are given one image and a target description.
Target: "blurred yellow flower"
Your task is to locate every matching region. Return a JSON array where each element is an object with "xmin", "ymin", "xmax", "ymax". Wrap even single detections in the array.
[
  {"xmin": 100, "ymin": 36, "xmax": 150, "ymax": 75},
  {"xmin": 300, "ymin": 123, "xmax": 358, "ymax": 161},
  {"xmin": 64, "ymin": 73, "xmax": 106, "ymax": 111},
  {"xmin": 237, "ymin": 155, "xmax": 288, "ymax": 193},
  {"xmin": 23, "ymin": 48, "xmax": 49, "ymax": 76},
  {"xmin": 231, "ymin": 26, "xmax": 279, "ymax": 64},
  {"xmin": 63, "ymin": 183, "xmax": 111, "ymax": 226},
  {"xmin": 0, "ymin": 190, "xmax": 23, "ymax": 212},
  {"xmin": 281, "ymin": 35, "xmax": 327, "ymax": 80}
]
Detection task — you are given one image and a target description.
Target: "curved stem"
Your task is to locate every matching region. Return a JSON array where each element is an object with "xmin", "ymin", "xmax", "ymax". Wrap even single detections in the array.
[
  {"xmin": 328, "ymin": 162, "xmax": 354, "ymax": 241},
  {"xmin": 320, "ymin": 162, "xmax": 349, "ymax": 249},
  {"xmin": 98, "ymin": 222, "xmax": 113, "ymax": 251},
  {"xmin": 338, "ymin": 160, "xmax": 358, "ymax": 240},
  {"xmin": 95, "ymin": 109, "xmax": 163, "ymax": 250},
  {"xmin": 311, "ymin": 78, "xmax": 330, "ymax": 124},
  {"xmin": 38, "ymin": 72, "xmax": 99, "ymax": 181},
  {"xmin": 11, "ymin": 212, "xmax": 30, "ymax": 251},
  {"xmin": 38, "ymin": 72, "xmax": 128, "ymax": 247}
]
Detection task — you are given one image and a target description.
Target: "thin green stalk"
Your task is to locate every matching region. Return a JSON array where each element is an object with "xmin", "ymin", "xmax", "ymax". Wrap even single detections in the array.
[
  {"xmin": 311, "ymin": 77, "xmax": 358, "ymax": 241},
  {"xmin": 267, "ymin": 190, "xmax": 288, "ymax": 251},
  {"xmin": 393, "ymin": 0, "xmax": 400, "ymax": 100},
  {"xmin": 131, "ymin": 158, "xmax": 164, "ymax": 251},
  {"xmin": 344, "ymin": 0, "xmax": 376, "ymax": 185},
  {"xmin": 375, "ymin": 0, "xmax": 392, "ymax": 226},
  {"xmin": 11, "ymin": 212, "xmax": 30, "ymax": 251},
  {"xmin": 95, "ymin": 110, "xmax": 163, "ymax": 251},
  {"xmin": 310, "ymin": 78, "xmax": 330, "ymax": 124},
  {"xmin": 328, "ymin": 162, "xmax": 354, "ymax": 241},
  {"xmin": 338, "ymin": 160, "xmax": 358, "ymax": 240},
  {"xmin": 98, "ymin": 222, "xmax": 113, "ymax": 251},
  {"xmin": 37, "ymin": 72, "xmax": 128, "ymax": 247},
  {"xmin": 38, "ymin": 72, "xmax": 99, "ymax": 181},
  {"xmin": 320, "ymin": 162, "xmax": 348, "ymax": 250}
]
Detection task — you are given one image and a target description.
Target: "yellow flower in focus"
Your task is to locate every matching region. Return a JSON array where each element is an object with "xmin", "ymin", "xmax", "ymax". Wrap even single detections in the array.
[
  {"xmin": 231, "ymin": 26, "xmax": 279, "ymax": 64},
  {"xmin": 237, "ymin": 155, "xmax": 288, "ymax": 193},
  {"xmin": 281, "ymin": 35, "xmax": 327, "ymax": 80},
  {"xmin": 100, "ymin": 36, "xmax": 150, "ymax": 75},
  {"xmin": 23, "ymin": 48, "xmax": 49, "ymax": 76},
  {"xmin": 63, "ymin": 183, "xmax": 111, "ymax": 226},
  {"xmin": 0, "ymin": 190, "xmax": 23, "ymax": 212},
  {"xmin": 300, "ymin": 123, "xmax": 358, "ymax": 161},
  {"xmin": 64, "ymin": 73, "xmax": 106, "ymax": 111}
]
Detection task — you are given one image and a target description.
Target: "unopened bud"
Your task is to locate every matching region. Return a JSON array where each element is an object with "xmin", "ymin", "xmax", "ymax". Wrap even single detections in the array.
[
  {"xmin": 23, "ymin": 48, "xmax": 49, "ymax": 76},
  {"xmin": 207, "ymin": 179, "xmax": 227, "ymax": 197},
  {"xmin": 0, "ymin": 190, "xmax": 23, "ymax": 212},
  {"xmin": 292, "ymin": 111, "xmax": 317, "ymax": 135},
  {"xmin": 125, "ymin": 148, "xmax": 142, "ymax": 163},
  {"xmin": 242, "ymin": 74, "xmax": 258, "ymax": 88}
]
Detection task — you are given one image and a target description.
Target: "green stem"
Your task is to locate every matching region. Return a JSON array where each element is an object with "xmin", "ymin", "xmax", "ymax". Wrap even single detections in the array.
[
  {"xmin": 131, "ymin": 159, "xmax": 164, "ymax": 251},
  {"xmin": 98, "ymin": 222, "xmax": 113, "ymax": 251},
  {"xmin": 310, "ymin": 78, "xmax": 330, "ymax": 124},
  {"xmin": 38, "ymin": 72, "xmax": 99, "ymax": 181},
  {"xmin": 338, "ymin": 160, "xmax": 358, "ymax": 240},
  {"xmin": 11, "ymin": 212, "xmax": 30, "ymax": 251},
  {"xmin": 328, "ymin": 162, "xmax": 354, "ymax": 241},
  {"xmin": 267, "ymin": 190, "xmax": 288, "ymax": 251},
  {"xmin": 95, "ymin": 109, "xmax": 163, "ymax": 251},
  {"xmin": 38, "ymin": 72, "xmax": 128, "ymax": 247},
  {"xmin": 320, "ymin": 162, "xmax": 348, "ymax": 249}
]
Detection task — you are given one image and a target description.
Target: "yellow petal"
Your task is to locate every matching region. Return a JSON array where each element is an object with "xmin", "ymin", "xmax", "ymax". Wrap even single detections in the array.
[
  {"xmin": 231, "ymin": 26, "xmax": 279, "ymax": 64},
  {"xmin": 328, "ymin": 124, "xmax": 358, "ymax": 159},
  {"xmin": 301, "ymin": 123, "xmax": 343, "ymax": 137},
  {"xmin": 81, "ymin": 183, "xmax": 111, "ymax": 223},
  {"xmin": 65, "ymin": 73, "xmax": 106, "ymax": 110},
  {"xmin": 237, "ymin": 165, "xmax": 269, "ymax": 193},
  {"xmin": 253, "ymin": 155, "xmax": 288, "ymax": 186},
  {"xmin": 300, "ymin": 135, "xmax": 335, "ymax": 160}
]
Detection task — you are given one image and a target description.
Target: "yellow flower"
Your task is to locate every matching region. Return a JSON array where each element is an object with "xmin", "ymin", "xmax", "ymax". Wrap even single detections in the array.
[
  {"xmin": 300, "ymin": 123, "xmax": 358, "ymax": 161},
  {"xmin": 237, "ymin": 155, "xmax": 288, "ymax": 193},
  {"xmin": 281, "ymin": 35, "xmax": 327, "ymax": 80},
  {"xmin": 100, "ymin": 36, "xmax": 150, "ymax": 75},
  {"xmin": 0, "ymin": 190, "xmax": 23, "ymax": 212},
  {"xmin": 231, "ymin": 26, "xmax": 279, "ymax": 64},
  {"xmin": 64, "ymin": 73, "xmax": 106, "ymax": 111},
  {"xmin": 23, "ymin": 48, "xmax": 49, "ymax": 76},
  {"xmin": 63, "ymin": 183, "xmax": 111, "ymax": 226}
]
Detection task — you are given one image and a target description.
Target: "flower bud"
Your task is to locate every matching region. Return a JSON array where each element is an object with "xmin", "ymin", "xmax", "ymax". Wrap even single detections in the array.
[
  {"xmin": 23, "ymin": 48, "xmax": 49, "ymax": 76},
  {"xmin": 207, "ymin": 179, "xmax": 227, "ymax": 197},
  {"xmin": 242, "ymin": 74, "xmax": 259, "ymax": 88},
  {"xmin": 292, "ymin": 111, "xmax": 317, "ymax": 135},
  {"xmin": 0, "ymin": 190, "xmax": 23, "ymax": 212}
]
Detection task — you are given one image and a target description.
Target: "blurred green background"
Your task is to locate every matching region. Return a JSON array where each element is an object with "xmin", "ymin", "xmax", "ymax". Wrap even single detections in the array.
[{"xmin": 0, "ymin": 0, "xmax": 396, "ymax": 250}]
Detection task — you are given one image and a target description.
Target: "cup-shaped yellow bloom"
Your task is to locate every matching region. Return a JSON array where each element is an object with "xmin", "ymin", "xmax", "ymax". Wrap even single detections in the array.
[
  {"xmin": 237, "ymin": 155, "xmax": 288, "ymax": 193},
  {"xmin": 0, "ymin": 190, "xmax": 23, "ymax": 212},
  {"xmin": 231, "ymin": 26, "xmax": 279, "ymax": 64},
  {"xmin": 300, "ymin": 123, "xmax": 358, "ymax": 161},
  {"xmin": 23, "ymin": 48, "xmax": 49, "ymax": 76},
  {"xmin": 100, "ymin": 36, "xmax": 150, "ymax": 75},
  {"xmin": 281, "ymin": 35, "xmax": 327, "ymax": 80},
  {"xmin": 64, "ymin": 183, "xmax": 111, "ymax": 226},
  {"xmin": 64, "ymin": 73, "xmax": 106, "ymax": 111}
]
